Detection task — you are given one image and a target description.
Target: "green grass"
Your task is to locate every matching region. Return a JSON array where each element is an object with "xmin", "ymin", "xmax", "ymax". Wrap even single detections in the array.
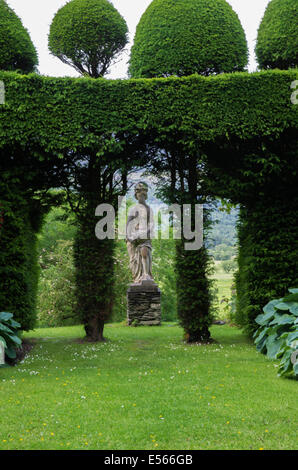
[{"xmin": 0, "ymin": 323, "xmax": 297, "ymax": 450}]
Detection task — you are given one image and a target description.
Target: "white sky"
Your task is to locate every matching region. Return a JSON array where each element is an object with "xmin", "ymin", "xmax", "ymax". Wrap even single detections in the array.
[{"xmin": 6, "ymin": 0, "xmax": 271, "ymax": 78}]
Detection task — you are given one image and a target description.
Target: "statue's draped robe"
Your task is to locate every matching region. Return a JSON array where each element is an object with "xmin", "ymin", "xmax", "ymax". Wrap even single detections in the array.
[{"xmin": 126, "ymin": 203, "xmax": 154, "ymax": 283}]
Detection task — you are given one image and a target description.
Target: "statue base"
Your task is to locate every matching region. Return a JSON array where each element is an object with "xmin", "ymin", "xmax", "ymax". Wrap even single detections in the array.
[{"xmin": 127, "ymin": 280, "xmax": 161, "ymax": 326}]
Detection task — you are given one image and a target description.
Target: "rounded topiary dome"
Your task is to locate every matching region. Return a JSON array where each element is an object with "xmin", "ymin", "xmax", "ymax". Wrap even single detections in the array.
[
  {"xmin": 256, "ymin": 0, "xmax": 298, "ymax": 70},
  {"xmin": 0, "ymin": 0, "xmax": 38, "ymax": 73},
  {"xmin": 129, "ymin": 0, "xmax": 248, "ymax": 78},
  {"xmin": 49, "ymin": 0, "xmax": 128, "ymax": 78}
]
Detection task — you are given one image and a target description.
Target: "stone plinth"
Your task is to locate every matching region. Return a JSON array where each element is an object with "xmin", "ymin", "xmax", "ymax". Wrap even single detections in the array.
[{"xmin": 127, "ymin": 280, "xmax": 161, "ymax": 326}]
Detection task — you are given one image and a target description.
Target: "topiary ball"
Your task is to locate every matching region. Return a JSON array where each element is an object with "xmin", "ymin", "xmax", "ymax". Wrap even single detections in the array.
[
  {"xmin": 129, "ymin": 0, "xmax": 248, "ymax": 78},
  {"xmin": 0, "ymin": 0, "xmax": 38, "ymax": 73},
  {"xmin": 256, "ymin": 0, "xmax": 298, "ymax": 70},
  {"xmin": 49, "ymin": 0, "xmax": 128, "ymax": 78}
]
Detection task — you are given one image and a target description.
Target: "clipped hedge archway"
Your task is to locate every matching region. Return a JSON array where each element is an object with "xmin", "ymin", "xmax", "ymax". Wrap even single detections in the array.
[{"xmin": 0, "ymin": 69, "xmax": 297, "ymax": 336}]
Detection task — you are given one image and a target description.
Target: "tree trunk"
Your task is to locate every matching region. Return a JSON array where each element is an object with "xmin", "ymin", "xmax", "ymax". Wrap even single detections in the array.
[{"xmin": 84, "ymin": 316, "xmax": 105, "ymax": 342}]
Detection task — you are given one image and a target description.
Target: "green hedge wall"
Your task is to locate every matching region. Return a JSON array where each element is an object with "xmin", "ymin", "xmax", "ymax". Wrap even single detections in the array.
[
  {"xmin": 0, "ymin": 70, "xmax": 297, "ymax": 152},
  {"xmin": 235, "ymin": 195, "xmax": 298, "ymax": 336},
  {"xmin": 0, "ymin": 69, "xmax": 297, "ymax": 334}
]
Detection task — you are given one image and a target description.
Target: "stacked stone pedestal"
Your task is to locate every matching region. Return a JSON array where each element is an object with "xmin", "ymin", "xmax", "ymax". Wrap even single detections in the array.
[{"xmin": 127, "ymin": 280, "xmax": 161, "ymax": 326}]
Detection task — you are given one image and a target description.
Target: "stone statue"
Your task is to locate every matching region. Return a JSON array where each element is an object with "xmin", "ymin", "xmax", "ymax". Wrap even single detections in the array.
[{"xmin": 126, "ymin": 182, "xmax": 154, "ymax": 284}]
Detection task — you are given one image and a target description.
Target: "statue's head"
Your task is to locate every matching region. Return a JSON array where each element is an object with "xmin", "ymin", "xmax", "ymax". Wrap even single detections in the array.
[{"xmin": 134, "ymin": 182, "xmax": 148, "ymax": 202}]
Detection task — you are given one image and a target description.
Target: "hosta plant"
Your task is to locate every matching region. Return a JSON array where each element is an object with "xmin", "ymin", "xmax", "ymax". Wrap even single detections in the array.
[
  {"xmin": 0, "ymin": 312, "xmax": 22, "ymax": 362},
  {"xmin": 254, "ymin": 289, "xmax": 298, "ymax": 378}
]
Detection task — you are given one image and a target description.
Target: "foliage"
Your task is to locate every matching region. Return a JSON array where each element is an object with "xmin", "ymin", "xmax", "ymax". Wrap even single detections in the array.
[
  {"xmin": 37, "ymin": 240, "xmax": 77, "ymax": 328},
  {"xmin": 256, "ymin": 0, "xmax": 298, "ymax": 70},
  {"xmin": 0, "ymin": 70, "xmax": 297, "ymax": 153},
  {"xmin": 254, "ymin": 289, "xmax": 298, "ymax": 378},
  {"xmin": 208, "ymin": 203, "xmax": 238, "ymax": 260},
  {"xmin": 176, "ymin": 239, "xmax": 214, "ymax": 342},
  {"xmin": 37, "ymin": 205, "xmax": 76, "ymax": 254},
  {"xmin": 112, "ymin": 239, "xmax": 131, "ymax": 323},
  {"xmin": 221, "ymin": 259, "xmax": 237, "ymax": 274},
  {"xmin": 0, "ymin": 311, "xmax": 21, "ymax": 361},
  {"xmin": 129, "ymin": 0, "xmax": 248, "ymax": 78},
  {"xmin": 234, "ymin": 191, "xmax": 298, "ymax": 336},
  {"xmin": 152, "ymin": 236, "xmax": 177, "ymax": 321},
  {"xmin": 0, "ymin": 0, "xmax": 38, "ymax": 73},
  {"xmin": 0, "ymin": 182, "xmax": 42, "ymax": 331},
  {"xmin": 48, "ymin": 0, "xmax": 128, "ymax": 78},
  {"xmin": 211, "ymin": 244, "xmax": 236, "ymax": 261}
]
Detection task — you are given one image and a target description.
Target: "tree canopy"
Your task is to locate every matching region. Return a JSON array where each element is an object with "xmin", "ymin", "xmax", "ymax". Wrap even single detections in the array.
[
  {"xmin": 129, "ymin": 0, "xmax": 248, "ymax": 78},
  {"xmin": 256, "ymin": 0, "xmax": 298, "ymax": 70},
  {"xmin": 48, "ymin": 0, "xmax": 128, "ymax": 78},
  {"xmin": 0, "ymin": 0, "xmax": 38, "ymax": 73}
]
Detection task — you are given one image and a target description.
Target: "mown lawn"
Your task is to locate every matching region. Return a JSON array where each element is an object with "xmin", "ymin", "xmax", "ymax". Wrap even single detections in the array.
[{"xmin": 0, "ymin": 323, "xmax": 297, "ymax": 450}]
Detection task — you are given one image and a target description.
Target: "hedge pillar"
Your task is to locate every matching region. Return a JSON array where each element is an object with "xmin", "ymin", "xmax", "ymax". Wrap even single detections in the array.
[
  {"xmin": 0, "ymin": 181, "xmax": 41, "ymax": 330},
  {"xmin": 235, "ymin": 195, "xmax": 298, "ymax": 336}
]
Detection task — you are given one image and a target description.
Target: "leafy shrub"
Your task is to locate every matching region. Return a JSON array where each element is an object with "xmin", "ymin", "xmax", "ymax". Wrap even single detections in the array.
[
  {"xmin": 0, "ymin": 0, "xmax": 38, "ymax": 72},
  {"xmin": 129, "ymin": 0, "xmax": 248, "ymax": 78},
  {"xmin": 221, "ymin": 259, "xmax": 237, "ymax": 273},
  {"xmin": 256, "ymin": 0, "xmax": 298, "ymax": 70},
  {"xmin": 112, "ymin": 239, "xmax": 131, "ymax": 322},
  {"xmin": 0, "ymin": 311, "xmax": 22, "ymax": 361},
  {"xmin": 37, "ymin": 240, "xmax": 78, "ymax": 328},
  {"xmin": 49, "ymin": 0, "xmax": 128, "ymax": 77},
  {"xmin": 254, "ymin": 288, "xmax": 298, "ymax": 378}
]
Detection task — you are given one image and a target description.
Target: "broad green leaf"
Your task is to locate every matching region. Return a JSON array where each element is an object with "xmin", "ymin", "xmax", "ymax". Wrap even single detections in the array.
[
  {"xmin": 282, "ymin": 293, "xmax": 298, "ymax": 303},
  {"xmin": 0, "ymin": 312, "xmax": 13, "ymax": 322},
  {"xmin": 5, "ymin": 347, "xmax": 16, "ymax": 359},
  {"xmin": 266, "ymin": 336, "xmax": 285, "ymax": 359},
  {"xmin": 270, "ymin": 314, "xmax": 294, "ymax": 326},
  {"xmin": 7, "ymin": 334, "xmax": 22, "ymax": 346},
  {"xmin": 254, "ymin": 327, "xmax": 268, "ymax": 345},
  {"xmin": 275, "ymin": 301, "xmax": 291, "ymax": 311},
  {"xmin": 0, "ymin": 323, "xmax": 14, "ymax": 334},
  {"xmin": 288, "ymin": 288, "xmax": 298, "ymax": 294},
  {"xmin": 256, "ymin": 335, "xmax": 267, "ymax": 354},
  {"xmin": 288, "ymin": 304, "xmax": 298, "ymax": 316},
  {"xmin": 286, "ymin": 332, "xmax": 298, "ymax": 345},
  {"xmin": 255, "ymin": 311, "xmax": 275, "ymax": 326},
  {"xmin": 7, "ymin": 318, "xmax": 21, "ymax": 328},
  {"xmin": 263, "ymin": 299, "xmax": 281, "ymax": 315}
]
